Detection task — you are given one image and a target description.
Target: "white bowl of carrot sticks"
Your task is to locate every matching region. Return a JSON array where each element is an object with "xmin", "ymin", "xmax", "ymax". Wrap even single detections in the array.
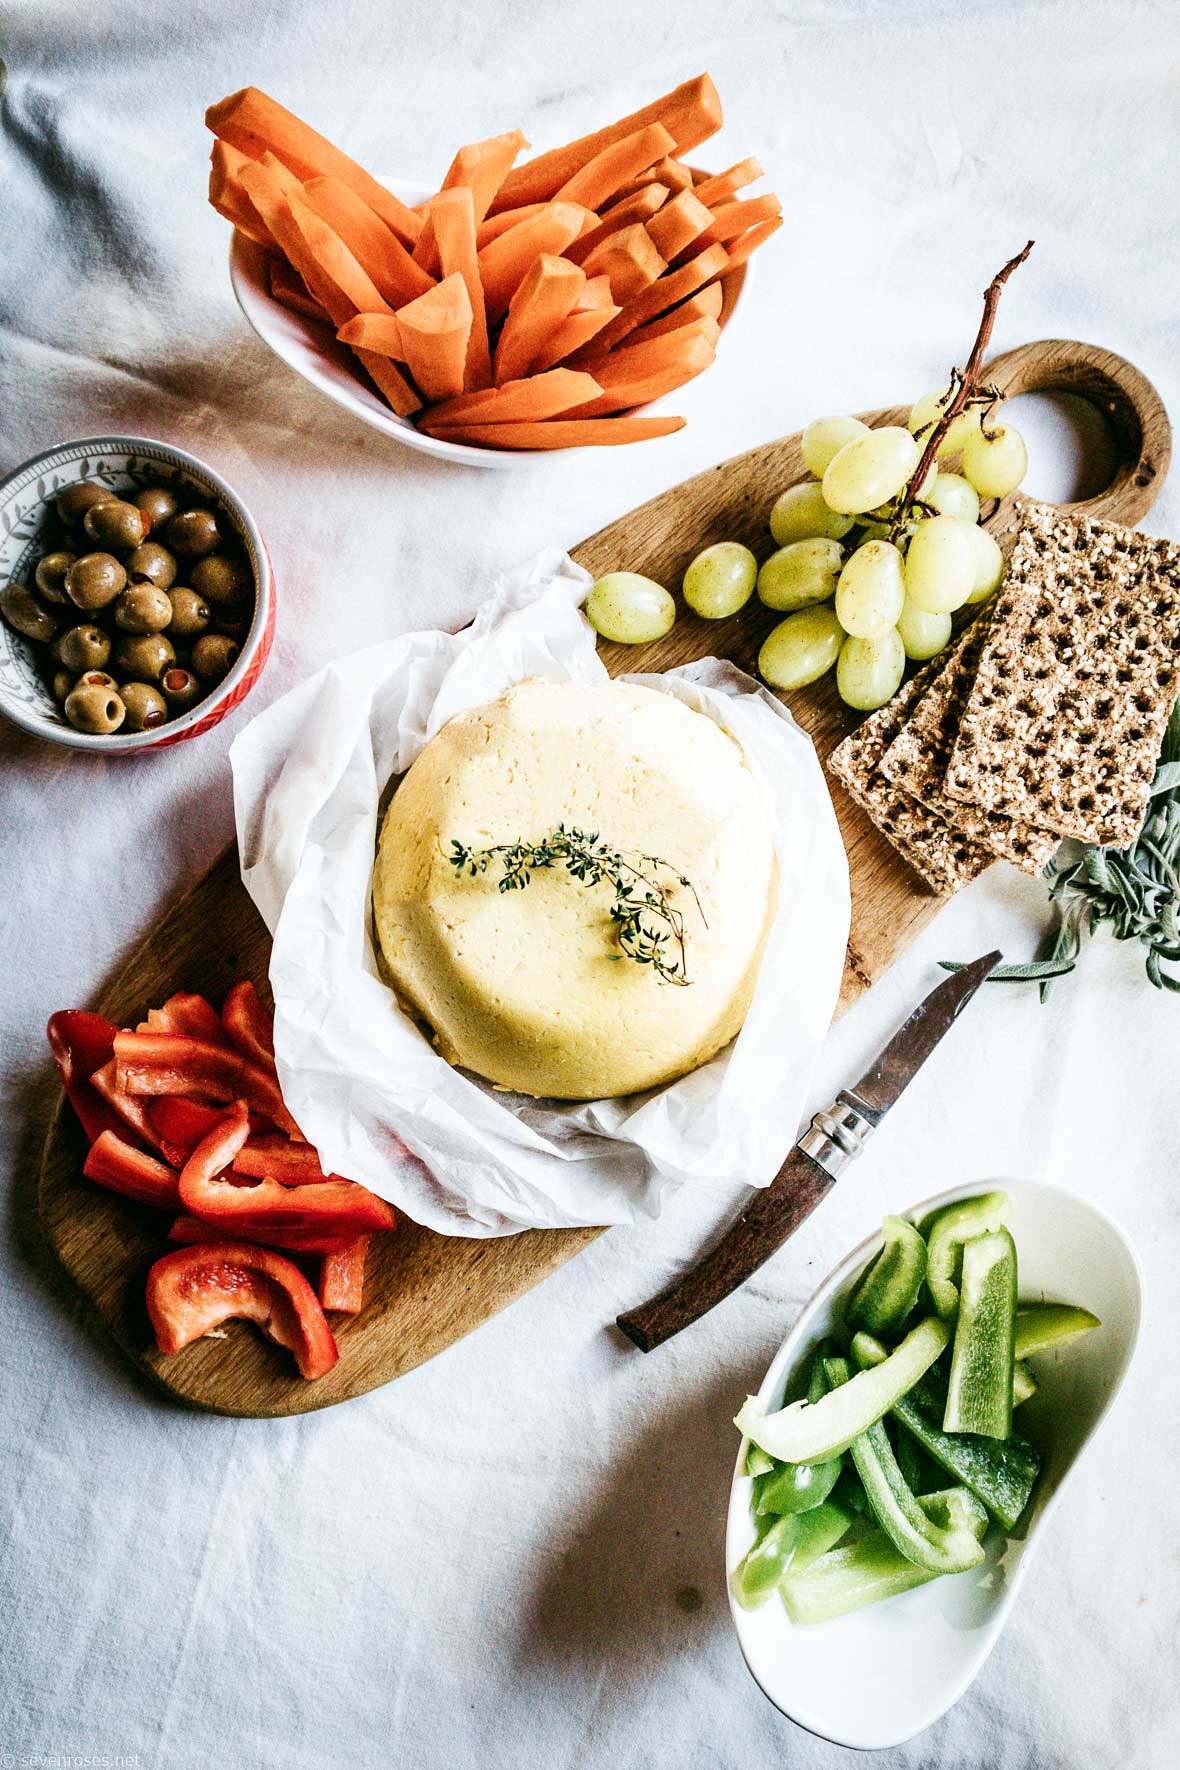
[{"xmin": 209, "ymin": 78, "xmax": 781, "ymax": 465}]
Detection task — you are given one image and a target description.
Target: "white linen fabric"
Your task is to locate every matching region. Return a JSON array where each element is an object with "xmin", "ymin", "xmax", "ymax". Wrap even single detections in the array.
[{"xmin": 1, "ymin": 3, "xmax": 1178, "ymax": 1767}]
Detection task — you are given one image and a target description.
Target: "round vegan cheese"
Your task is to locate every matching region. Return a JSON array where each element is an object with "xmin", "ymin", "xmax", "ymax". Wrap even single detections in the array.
[{"xmin": 372, "ymin": 677, "xmax": 777, "ymax": 1100}]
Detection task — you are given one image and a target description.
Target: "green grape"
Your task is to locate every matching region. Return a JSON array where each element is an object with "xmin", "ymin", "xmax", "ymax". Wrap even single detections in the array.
[
  {"xmin": 965, "ymin": 525, "xmax": 1005, "ymax": 603},
  {"xmin": 904, "ymin": 515, "xmax": 978, "ymax": 613},
  {"xmin": 585, "ymin": 572, "xmax": 675, "ymax": 644},
  {"xmin": 682, "ymin": 542, "xmax": 757, "ymax": 619},
  {"xmin": 758, "ymin": 604, "xmax": 844, "ymax": 690},
  {"xmin": 757, "ymin": 538, "xmax": 844, "ymax": 612},
  {"xmin": 908, "ymin": 385, "xmax": 983, "ymax": 457},
  {"xmin": 836, "ymin": 629, "xmax": 905, "ymax": 710},
  {"xmin": 801, "ymin": 416, "xmax": 869, "ymax": 478},
  {"xmin": 961, "ymin": 423, "xmax": 1028, "ymax": 498},
  {"xmin": 834, "ymin": 540, "xmax": 905, "ymax": 640},
  {"xmin": 897, "ymin": 596, "xmax": 953, "ymax": 661},
  {"xmin": 924, "ymin": 471, "xmax": 980, "ymax": 524},
  {"xmin": 769, "ymin": 481, "xmax": 854, "ymax": 545},
  {"xmin": 822, "ymin": 426, "xmax": 920, "ymax": 516}
]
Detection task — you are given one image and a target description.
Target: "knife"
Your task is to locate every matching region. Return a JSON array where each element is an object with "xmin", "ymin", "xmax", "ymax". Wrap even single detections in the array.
[{"xmin": 615, "ymin": 950, "xmax": 1002, "ymax": 1352}]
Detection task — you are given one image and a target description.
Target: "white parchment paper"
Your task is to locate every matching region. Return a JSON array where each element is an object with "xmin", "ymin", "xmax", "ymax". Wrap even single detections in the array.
[{"xmin": 230, "ymin": 550, "xmax": 850, "ymax": 1234}]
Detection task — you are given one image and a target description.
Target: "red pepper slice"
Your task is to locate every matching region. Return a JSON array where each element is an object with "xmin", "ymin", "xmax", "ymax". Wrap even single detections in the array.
[
  {"xmin": 84, "ymin": 1132, "xmax": 181, "ymax": 1208},
  {"xmin": 90, "ymin": 1058, "xmax": 169, "ymax": 1152},
  {"xmin": 178, "ymin": 1101, "xmax": 395, "ymax": 1234},
  {"xmin": 146, "ymin": 1242, "xmax": 339, "ymax": 1380},
  {"xmin": 221, "ymin": 980, "xmax": 277, "ymax": 1074},
  {"xmin": 47, "ymin": 1011, "xmax": 125, "ymax": 1145},
  {"xmin": 234, "ymin": 1135, "xmax": 341, "ymax": 1185},
  {"xmin": 167, "ymin": 1214, "xmax": 357, "ymax": 1256},
  {"xmin": 319, "ymin": 1235, "xmax": 370, "ymax": 1314},
  {"xmin": 113, "ymin": 1031, "xmax": 301, "ymax": 1138},
  {"xmin": 137, "ymin": 992, "xmax": 227, "ymax": 1044}
]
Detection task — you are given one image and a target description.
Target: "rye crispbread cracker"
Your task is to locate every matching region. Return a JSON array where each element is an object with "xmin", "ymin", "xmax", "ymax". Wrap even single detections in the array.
[
  {"xmin": 944, "ymin": 501, "xmax": 1180, "ymax": 846},
  {"xmin": 828, "ymin": 668, "xmax": 993, "ymax": 896},
  {"xmin": 878, "ymin": 613, "xmax": 1060, "ymax": 876}
]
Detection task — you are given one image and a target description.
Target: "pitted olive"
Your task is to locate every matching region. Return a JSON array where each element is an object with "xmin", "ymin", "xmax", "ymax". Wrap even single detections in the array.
[
  {"xmin": 65, "ymin": 552, "xmax": 126, "ymax": 610},
  {"xmin": 191, "ymin": 633, "xmax": 239, "ymax": 682},
  {"xmin": 113, "ymin": 632, "xmax": 175, "ymax": 683},
  {"xmin": 163, "ymin": 507, "xmax": 222, "ymax": 557},
  {"xmin": 126, "ymin": 542, "xmax": 177, "ymax": 589},
  {"xmin": 114, "ymin": 583, "xmax": 172, "ymax": 634},
  {"xmin": 64, "ymin": 681, "xmax": 125, "ymax": 734},
  {"xmin": 1, "ymin": 582, "xmax": 60, "ymax": 643},
  {"xmin": 120, "ymin": 681, "xmax": 168, "ymax": 732},
  {"xmin": 58, "ymin": 624, "xmax": 112, "ymax": 673},
  {"xmin": 35, "ymin": 551, "xmax": 76, "ymax": 604},
  {"xmin": 83, "ymin": 500, "xmax": 149, "ymax": 552},
  {"xmin": 166, "ymin": 587, "xmax": 212, "ymax": 638}
]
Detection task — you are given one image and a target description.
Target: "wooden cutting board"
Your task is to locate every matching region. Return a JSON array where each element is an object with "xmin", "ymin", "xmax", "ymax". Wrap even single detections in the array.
[{"xmin": 38, "ymin": 339, "xmax": 1169, "ymax": 1416}]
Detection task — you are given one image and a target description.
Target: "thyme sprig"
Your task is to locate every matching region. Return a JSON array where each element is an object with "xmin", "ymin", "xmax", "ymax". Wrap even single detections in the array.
[
  {"xmin": 941, "ymin": 701, "xmax": 1180, "ymax": 1000},
  {"xmin": 448, "ymin": 824, "xmax": 706, "ymax": 986}
]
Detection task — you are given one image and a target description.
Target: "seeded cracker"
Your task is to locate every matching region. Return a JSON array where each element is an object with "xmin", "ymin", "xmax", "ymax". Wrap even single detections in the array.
[
  {"xmin": 828, "ymin": 668, "xmax": 993, "ymax": 896},
  {"xmin": 878, "ymin": 612, "xmax": 1060, "ymax": 876},
  {"xmin": 944, "ymin": 500, "xmax": 1180, "ymax": 846}
]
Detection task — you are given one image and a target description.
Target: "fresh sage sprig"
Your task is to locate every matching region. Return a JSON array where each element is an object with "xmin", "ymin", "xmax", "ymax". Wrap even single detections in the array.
[
  {"xmin": 941, "ymin": 701, "xmax": 1180, "ymax": 1000},
  {"xmin": 448, "ymin": 824, "xmax": 705, "ymax": 986}
]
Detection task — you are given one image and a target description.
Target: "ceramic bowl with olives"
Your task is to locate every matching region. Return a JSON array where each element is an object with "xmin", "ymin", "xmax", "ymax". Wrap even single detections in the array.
[{"xmin": 0, "ymin": 437, "xmax": 274, "ymax": 752}]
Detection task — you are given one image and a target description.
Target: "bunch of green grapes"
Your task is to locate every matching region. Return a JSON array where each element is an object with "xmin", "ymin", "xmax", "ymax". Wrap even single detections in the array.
[{"xmin": 584, "ymin": 385, "xmax": 1028, "ymax": 713}]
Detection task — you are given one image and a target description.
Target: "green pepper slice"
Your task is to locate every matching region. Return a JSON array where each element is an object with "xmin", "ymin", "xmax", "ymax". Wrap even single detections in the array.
[
  {"xmin": 925, "ymin": 1190, "xmax": 1010, "ymax": 1318},
  {"xmin": 846, "ymin": 1214, "xmax": 928, "ymax": 1335},
  {"xmin": 780, "ymin": 1487, "xmax": 987, "ymax": 1624},
  {"xmin": 744, "ymin": 1442, "xmax": 777, "ymax": 1477},
  {"xmin": 823, "ymin": 1356, "xmax": 985, "ymax": 1575},
  {"xmin": 1012, "ymin": 1361, "xmax": 1037, "ymax": 1406},
  {"xmin": 730, "ymin": 1497, "xmax": 855, "ymax": 1609},
  {"xmin": 944, "ymin": 1228, "xmax": 1018, "ymax": 1438},
  {"xmin": 1015, "ymin": 1302, "xmax": 1101, "ymax": 1360},
  {"xmin": 755, "ymin": 1455, "xmax": 843, "ymax": 1516}
]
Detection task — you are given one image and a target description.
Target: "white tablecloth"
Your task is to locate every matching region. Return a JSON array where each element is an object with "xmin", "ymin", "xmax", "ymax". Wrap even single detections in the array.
[{"xmin": 2, "ymin": 4, "xmax": 1178, "ymax": 1765}]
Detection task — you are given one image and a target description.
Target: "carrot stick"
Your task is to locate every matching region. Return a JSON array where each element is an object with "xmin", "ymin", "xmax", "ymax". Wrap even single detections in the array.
[
  {"xmin": 426, "ymin": 188, "xmax": 492, "ymax": 389},
  {"xmin": 240, "ymin": 160, "xmax": 392, "ymax": 325},
  {"xmin": 691, "ymin": 158, "xmax": 764, "ymax": 207},
  {"xmin": 354, "ymin": 349, "xmax": 421, "ymax": 418},
  {"xmin": 575, "ymin": 241, "xmax": 730, "ymax": 354},
  {"xmin": 337, "ymin": 314, "xmax": 405, "ymax": 356},
  {"xmin": 476, "ymin": 201, "xmax": 587, "ymax": 323},
  {"xmin": 269, "ymin": 258, "xmax": 328, "ymax": 322},
  {"xmin": 391, "ymin": 273, "xmax": 472, "ymax": 402},
  {"xmin": 422, "ymin": 368, "xmax": 603, "ymax": 426},
  {"xmin": 695, "ymin": 192, "xmax": 783, "ymax": 249},
  {"xmin": 574, "ymin": 275, "xmax": 615, "ymax": 311},
  {"xmin": 554, "ymin": 121, "xmax": 676, "ymax": 210},
  {"xmin": 526, "ymin": 301, "xmax": 622, "ymax": 372},
  {"xmin": 580, "ymin": 223, "xmax": 666, "ymax": 303},
  {"xmin": 488, "ymin": 74, "xmax": 722, "ymax": 213},
  {"xmin": 206, "ymin": 86, "xmax": 423, "ymax": 245},
  {"xmin": 418, "ymin": 415, "xmax": 687, "ymax": 449},
  {"xmin": 476, "ymin": 203, "xmax": 548, "ymax": 249},
  {"xmin": 209, "ymin": 141, "xmax": 273, "ymax": 244},
  {"xmin": 604, "ymin": 154, "xmax": 694, "ymax": 208},
  {"xmin": 623, "ymin": 282, "xmax": 722, "ymax": 345},
  {"xmin": 493, "ymin": 254, "xmax": 586, "ymax": 385},
  {"xmin": 302, "ymin": 175, "xmax": 435, "ymax": 306},
  {"xmin": 724, "ymin": 215, "xmax": 783, "ymax": 266},
  {"xmin": 441, "ymin": 128, "xmax": 530, "ymax": 223},
  {"xmin": 646, "ymin": 189, "xmax": 714, "ymax": 261},
  {"xmin": 565, "ymin": 185, "xmax": 668, "ymax": 266},
  {"xmin": 566, "ymin": 332, "xmax": 716, "ymax": 417},
  {"xmin": 607, "ymin": 315, "xmax": 721, "ymax": 367}
]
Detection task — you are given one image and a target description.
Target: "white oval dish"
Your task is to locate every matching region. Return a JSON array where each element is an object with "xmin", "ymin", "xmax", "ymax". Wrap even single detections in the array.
[
  {"xmin": 725, "ymin": 1178, "xmax": 1141, "ymax": 1751},
  {"xmin": 229, "ymin": 179, "xmax": 747, "ymax": 469}
]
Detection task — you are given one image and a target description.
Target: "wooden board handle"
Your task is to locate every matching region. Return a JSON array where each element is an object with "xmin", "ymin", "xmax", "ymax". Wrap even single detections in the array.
[{"xmin": 984, "ymin": 338, "xmax": 1170, "ymax": 529}]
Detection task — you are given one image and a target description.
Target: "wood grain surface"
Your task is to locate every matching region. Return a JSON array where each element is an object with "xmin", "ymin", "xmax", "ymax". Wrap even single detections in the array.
[{"xmin": 37, "ymin": 338, "xmax": 1169, "ymax": 1415}]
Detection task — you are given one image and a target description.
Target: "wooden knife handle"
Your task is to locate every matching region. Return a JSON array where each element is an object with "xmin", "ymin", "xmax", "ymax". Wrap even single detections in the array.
[{"xmin": 615, "ymin": 1150, "xmax": 835, "ymax": 1351}]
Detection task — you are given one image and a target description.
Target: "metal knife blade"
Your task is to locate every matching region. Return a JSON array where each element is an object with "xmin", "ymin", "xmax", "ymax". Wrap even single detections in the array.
[{"xmin": 615, "ymin": 950, "xmax": 1002, "ymax": 1352}]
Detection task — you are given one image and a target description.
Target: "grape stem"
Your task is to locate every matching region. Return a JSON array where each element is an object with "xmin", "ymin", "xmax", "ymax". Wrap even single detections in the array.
[{"xmin": 890, "ymin": 241, "xmax": 1035, "ymax": 542}]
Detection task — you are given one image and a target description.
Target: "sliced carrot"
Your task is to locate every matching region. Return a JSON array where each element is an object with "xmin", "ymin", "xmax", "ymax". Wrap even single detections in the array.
[
  {"xmin": 269, "ymin": 258, "xmax": 328, "ymax": 322},
  {"xmin": 574, "ymin": 275, "xmax": 615, "ymax": 311},
  {"xmin": 565, "ymin": 185, "xmax": 668, "ymax": 267},
  {"xmin": 623, "ymin": 283, "xmax": 722, "ymax": 345},
  {"xmin": 392, "ymin": 273, "xmax": 472, "ymax": 402},
  {"xmin": 724, "ymin": 215, "xmax": 783, "ymax": 267},
  {"xmin": 526, "ymin": 302, "xmax": 622, "ymax": 373},
  {"xmin": 337, "ymin": 314, "xmax": 405, "ymax": 356},
  {"xmin": 608, "ymin": 154, "xmax": 694, "ymax": 208},
  {"xmin": 240, "ymin": 160, "xmax": 391, "ymax": 326},
  {"xmin": 691, "ymin": 157, "xmax": 764, "ymax": 207},
  {"xmin": 580, "ymin": 223, "xmax": 666, "ymax": 304},
  {"xmin": 476, "ymin": 202, "xmax": 548, "ymax": 250},
  {"xmin": 423, "ymin": 368, "xmax": 603, "ymax": 427},
  {"xmin": 607, "ymin": 314, "xmax": 721, "ymax": 367},
  {"xmin": 477, "ymin": 201, "xmax": 587, "ymax": 323},
  {"xmin": 646, "ymin": 189, "xmax": 714, "ymax": 261},
  {"xmin": 579, "ymin": 241, "xmax": 729, "ymax": 353},
  {"xmin": 568, "ymin": 330, "xmax": 716, "ymax": 417},
  {"xmin": 696, "ymin": 192, "xmax": 783, "ymax": 249},
  {"xmin": 554, "ymin": 121, "xmax": 675, "ymax": 210},
  {"xmin": 426, "ymin": 188, "xmax": 492, "ymax": 390},
  {"xmin": 489, "ymin": 73, "xmax": 722, "ymax": 213},
  {"xmin": 354, "ymin": 348, "xmax": 421, "ymax": 417},
  {"xmin": 206, "ymin": 86, "xmax": 423, "ymax": 245},
  {"xmin": 441, "ymin": 128, "xmax": 530, "ymax": 223},
  {"xmin": 419, "ymin": 415, "xmax": 686, "ymax": 449},
  {"xmin": 209, "ymin": 141, "xmax": 272, "ymax": 244},
  {"xmin": 302, "ymin": 175, "xmax": 434, "ymax": 306},
  {"xmin": 493, "ymin": 254, "xmax": 586, "ymax": 385}
]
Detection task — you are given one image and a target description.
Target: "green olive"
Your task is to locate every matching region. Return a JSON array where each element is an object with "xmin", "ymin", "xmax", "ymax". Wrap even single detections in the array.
[
  {"xmin": 166, "ymin": 587, "xmax": 212, "ymax": 638},
  {"xmin": 55, "ymin": 480, "xmax": 112, "ymax": 524},
  {"xmin": 35, "ymin": 550, "xmax": 77, "ymax": 604},
  {"xmin": 114, "ymin": 632, "xmax": 175, "ymax": 684},
  {"xmin": 120, "ymin": 681, "xmax": 169, "ymax": 732},
  {"xmin": 65, "ymin": 552, "xmax": 126, "ymax": 610},
  {"xmin": 161, "ymin": 666, "xmax": 204, "ymax": 711},
  {"xmin": 58, "ymin": 624, "xmax": 112, "ymax": 673},
  {"xmin": 64, "ymin": 682, "xmax": 125, "ymax": 735},
  {"xmin": 164, "ymin": 507, "xmax": 223, "ymax": 558},
  {"xmin": 133, "ymin": 486, "xmax": 178, "ymax": 529},
  {"xmin": 114, "ymin": 583, "xmax": 172, "ymax": 634},
  {"xmin": 76, "ymin": 670, "xmax": 118, "ymax": 692},
  {"xmin": 190, "ymin": 553, "xmax": 250, "ymax": 606},
  {"xmin": 51, "ymin": 667, "xmax": 77, "ymax": 701},
  {"xmin": 126, "ymin": 542, "xmax": 177, "ymax": 589},
  {"xmin": 191, "ymin": 632, "xmax": 239, "ymax": 682},
  {"xmin": 1, "ymin": 582, "xmax": 60, "ymax": 643},
  {"xmin": 83, "ymin": 499, "xmax": 149, "ymax": 552}
]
